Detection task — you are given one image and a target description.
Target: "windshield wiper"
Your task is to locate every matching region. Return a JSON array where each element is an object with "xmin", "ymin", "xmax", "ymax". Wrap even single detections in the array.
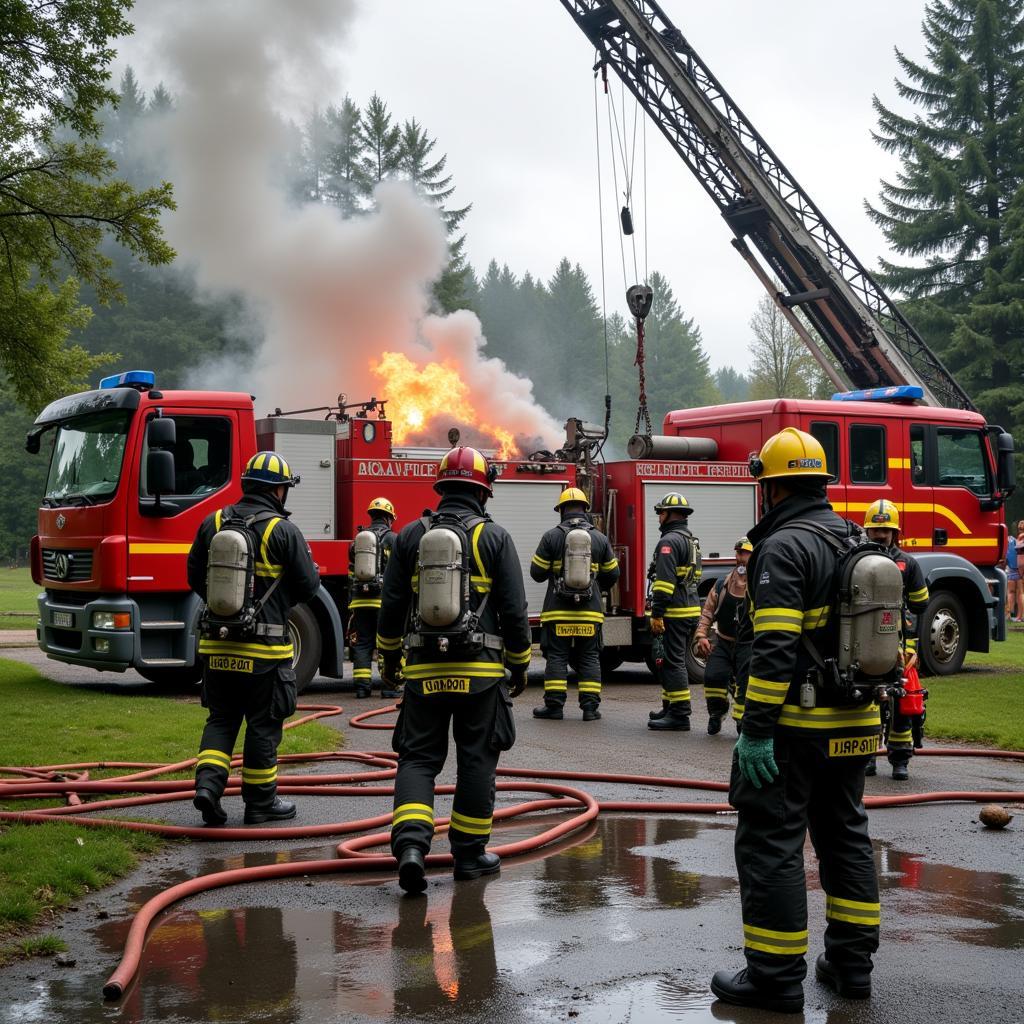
[{"xmin": 49, "ymin": 493, "xmax": 98, "ymax": 507}]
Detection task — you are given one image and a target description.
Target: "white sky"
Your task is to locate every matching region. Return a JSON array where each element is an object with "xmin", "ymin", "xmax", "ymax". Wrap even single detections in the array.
[
  {"xmin": 335, "ymin": 0, "xmax": 930, "ymax": 372},
  {"xmin": 119, "ymin": 0, "xmax": 932, "ymax": 375}
]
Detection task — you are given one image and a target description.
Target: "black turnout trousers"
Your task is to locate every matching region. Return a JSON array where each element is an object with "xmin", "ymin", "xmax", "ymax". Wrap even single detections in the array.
[
  {"xmin": 390, "ymin": 685, "xmax": 514, "ymax": 859},
  {"xmin": 730, "ymin": 731, "xmax": 880, "ymax": 988}
]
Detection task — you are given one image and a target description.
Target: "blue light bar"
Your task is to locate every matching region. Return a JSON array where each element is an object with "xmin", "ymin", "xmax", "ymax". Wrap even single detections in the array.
[
  {"xmin": 831, "ymin": 385, "xmax": 924, "ymax": 404},
  {"xmin": 99, "ymin": 370, "xmax": 156, "ymax": 391}
]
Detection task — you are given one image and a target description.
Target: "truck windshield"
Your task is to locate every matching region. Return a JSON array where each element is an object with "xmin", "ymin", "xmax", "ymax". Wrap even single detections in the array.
[{"xmin": 44, "ymin": 410, "xmax": 132, "ymax": 506}]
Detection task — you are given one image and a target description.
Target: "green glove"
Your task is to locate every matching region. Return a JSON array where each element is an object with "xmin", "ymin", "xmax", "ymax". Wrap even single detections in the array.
[{"xmin": 735, "ymin": 733, "xmax": 779, "ymax": 789}]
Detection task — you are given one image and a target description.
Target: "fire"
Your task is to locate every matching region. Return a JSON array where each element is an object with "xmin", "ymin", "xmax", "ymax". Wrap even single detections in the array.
[{"xmin": 371, "ymin": 351, "xmax": 520, "ymax": 459}]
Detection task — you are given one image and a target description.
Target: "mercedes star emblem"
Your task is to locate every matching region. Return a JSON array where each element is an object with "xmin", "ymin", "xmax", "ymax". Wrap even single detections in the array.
[
  {"xmin": 54, "ymin": 552, "xmax": 70, "ymax": 580},
  {"xmin": 55, "ymin": 514, "xmax": 66, "ymax": 530}
]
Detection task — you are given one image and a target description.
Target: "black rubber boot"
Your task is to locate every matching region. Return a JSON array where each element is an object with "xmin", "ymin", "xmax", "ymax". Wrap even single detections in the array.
[
  {"xmin": 648, "ymin": 708, "xmax": 690, "ymax": 731},
  {"xmin": 355, "ymin": 686, "xmax": 371, "ymax": 699},
  {"xmin": 891, "ymin": 763, "xmax": 909, "ymax": 781},
  {"xmin": 710, "ymin": 968, "xmax": 804, "ymax": 1014},
  {"xmin": 864, "ymin": 758, "xmax": 877, "ymax": 777},
  {"xmin": 453, "ymin": 851, "xmax": 501, "ymax": 881},
  {"xmin": 243, "ymin": 797, "xmax": 297, "ymax": 824},
  {"xmin": 380, "ymin": 687, "xmax": 402, "ymax": 699},
  {"xmin": 707, "ymin": 715, "xmax": 723, "ymax": 735},
  {"xmin": 815, "ymin": 952, "xmax": 871, "ymax": 999},
  {"xmin": 397, "ymin": 847, "xmax": 427, "ymax": 894},
  {"xmin": 648, "ymin": 702, "xmax": 669, "ymax": 721},
  {"xmin": 582, "ymin": 705, "xmax": 601, "ymax": 721},
  {"xmin": 533, "ymin": 704, "xmax": 564, "ymax": 720},
  {"xmin": 193, "ymin": 786, "xmax": 227, "ymax": 827}
]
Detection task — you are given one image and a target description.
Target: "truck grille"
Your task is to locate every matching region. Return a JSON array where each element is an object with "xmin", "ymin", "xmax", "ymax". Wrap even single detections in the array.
[{"xmin": 42, "ymin": 548, "xmax": 94, "ymax": 583}]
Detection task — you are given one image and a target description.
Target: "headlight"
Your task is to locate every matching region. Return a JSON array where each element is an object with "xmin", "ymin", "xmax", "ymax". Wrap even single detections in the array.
[{"xmin": 92, "ymin": 611, "xmax": 131, "ymax": 630}]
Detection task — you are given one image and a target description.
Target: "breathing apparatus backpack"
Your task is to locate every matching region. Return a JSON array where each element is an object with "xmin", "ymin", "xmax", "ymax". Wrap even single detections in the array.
[
  {"xmin": 407, "ymin": 511, "xmax": 503, "ymax": 656},
  {"xmin": 553, "ymin": 519, "xmax": 594, "ymax": 603},
  {"xmin": 351, "ymin": 525, "xmax": 384, "ymax": 592},
  {"xmin": 785, "ymin": 520, "xmax": 904, "ymax": 701},
  {"xmin": 202, "ymin": 509, "xmax": 286, "ymax": 640}
]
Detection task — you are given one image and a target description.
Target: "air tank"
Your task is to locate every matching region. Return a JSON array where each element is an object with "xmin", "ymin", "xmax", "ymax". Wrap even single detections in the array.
[{"xmin": 627, "ymin": 434, "xmax": 719, "ymax": 461}]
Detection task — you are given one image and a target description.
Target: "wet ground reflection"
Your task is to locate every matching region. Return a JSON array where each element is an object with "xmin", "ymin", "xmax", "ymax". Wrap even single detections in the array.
[{"xmin": 2, "ymin": 816, "xmax": 1021, "ymax": 1024}]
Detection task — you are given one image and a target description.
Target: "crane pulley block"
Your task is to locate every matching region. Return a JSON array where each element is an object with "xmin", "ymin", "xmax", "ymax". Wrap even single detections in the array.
[{"xmin": 626, "ymin": 284, "xmax": 653, "ymax": 321}]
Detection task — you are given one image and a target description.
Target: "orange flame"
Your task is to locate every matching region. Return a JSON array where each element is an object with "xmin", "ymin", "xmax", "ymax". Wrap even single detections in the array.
[{"xmin": 371, "ymin": 351, "xmax": 519, "ymax": 459}]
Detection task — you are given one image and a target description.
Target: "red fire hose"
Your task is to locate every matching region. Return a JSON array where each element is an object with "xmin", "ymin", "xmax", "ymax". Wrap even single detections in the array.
[{"xmin": 1, "ymin": 702, "xmax": 1022, "ymax": 1001}]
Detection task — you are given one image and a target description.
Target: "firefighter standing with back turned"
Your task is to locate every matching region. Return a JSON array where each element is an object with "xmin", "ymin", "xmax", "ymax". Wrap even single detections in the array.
[
  {"xmin": 692, "ymin": 537, "xmax": 753, "ymax": 735},
  {"xmin": 646, "ymin": 492, "xmax": 702, "ymax": 731},
  {"xmin": 188, "ymin": 452, "xmax": 320, "ymax": 826},
  {"xmin": 376, "ymin": 446, "xmax": 532, "ymax": 894},
  {"xmin": 711, "ymin": 428, "xmax": 881, "ymax": 1014},
  {"xmin": 348, "ymin": 497, "xmax": 399, "ymax": 699},
  {"xmin": 861, "ymin": 499, "xmax": 930, "ymax": 781},
  {"xmin": 531, "ymin": 487, "xmax": 620, "ymax": 722}
]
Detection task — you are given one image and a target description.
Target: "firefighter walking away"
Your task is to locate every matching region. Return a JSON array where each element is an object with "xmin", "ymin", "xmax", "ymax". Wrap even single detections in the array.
[
  {"xmin": 376, "ymin": 446, "xmax": 532, "ymax": 894},
  {"xmin": 531, "ymin": 487, "xmax": 620, "ymax": 721},
  {"xmin": 711, "ymin": 428, "xmax": 883, "ymax": 1013},
  {"xmin": 188, "ymin": 451, "xmax": 320, "ymax": 826},
  {"xmin": 646, "ymin": 492, "xmax": 702, "ymax": 731},
  {"xmin": 348, "ymin": 497, "xmax": 399, "ymax": 698},
  {"xmin": 862, "ymin": 499, "xmax": 930, "ymax": 781},
  {"xmin": 693, "ymin": 537, "xmax": 753, "ymax": 734}
]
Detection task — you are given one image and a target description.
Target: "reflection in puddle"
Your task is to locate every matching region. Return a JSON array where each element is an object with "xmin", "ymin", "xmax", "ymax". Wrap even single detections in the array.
[{"xmin": 2, "ymin": 818, "xmax": 1020, "ymax": 1024}]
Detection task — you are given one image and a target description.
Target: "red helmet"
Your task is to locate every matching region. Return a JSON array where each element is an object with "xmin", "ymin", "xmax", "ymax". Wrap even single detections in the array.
[{"xmin": 434, "ymin": 446, "xmax": 494, "ymax": 495}]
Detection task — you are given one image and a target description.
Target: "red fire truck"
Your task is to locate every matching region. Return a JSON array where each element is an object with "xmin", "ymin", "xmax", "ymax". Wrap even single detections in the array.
[{"xmin": 27, "ymin": 374, "xmax": 1012, "ymax": 690}]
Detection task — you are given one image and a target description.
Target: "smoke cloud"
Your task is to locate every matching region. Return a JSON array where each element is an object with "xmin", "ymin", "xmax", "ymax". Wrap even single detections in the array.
[{"xmin": 122, "ymin": 0, "xmax": 562, "ymax": 453}]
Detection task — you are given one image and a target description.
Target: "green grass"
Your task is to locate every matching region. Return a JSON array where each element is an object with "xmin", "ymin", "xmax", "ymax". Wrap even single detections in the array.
[
  {"xmin": 0, "ymin": 658, "xmax": 343, "ymax": 944},
  {"xmin": 0, "ymin": 934, "xmax": 68, "ymax": 968},
  {"xmin": 0, "ymin": 567, "xmax": 39, "ymax": 631},
  {"xmin": 923, "ymin": 627, "xmax": 1024, "ymax": 750}
]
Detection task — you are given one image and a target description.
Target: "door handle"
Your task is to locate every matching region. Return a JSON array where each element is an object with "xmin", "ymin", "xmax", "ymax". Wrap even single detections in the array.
[{"xmin": 933, "ymin": 528, "xmax": 948, "ymax": 546}]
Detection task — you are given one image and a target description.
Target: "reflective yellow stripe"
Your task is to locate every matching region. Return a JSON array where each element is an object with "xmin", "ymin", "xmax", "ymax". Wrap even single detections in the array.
[
  {"xmin": 746, "ymin": 676, "xmax": 790, "ymax": 705},
  {"xmin": 743, "ymin": 923, "xmax": 808, "ymax": 955},
  {"xmin": 241, "ymin": 766, "xmax": 277, "ymax": 782},
  {"xmin": 199, "ymin": 640, "xmax": 294, "ymax": 659},
  {"xmin": 888, "ymin": 729, "xmax": 913, "ymax": 743},
  {"xmin": 352, "ymin": 668, "xmax": 372, "ymax": 679},
  {"xmin": 664, "ymin": 607, "xmax": 700, "ymax": 618},
  {"xmin": 259, "ymin": 516, "xmax": 282, "ymax": 567},
  {"xmin": 215, "ymin": 509, "xmax": 223, "ymax": 531},
  {"xmin": 348, "ymin": 597, "xmax": 382, "ymax": 609},
  {"xmin": 905, "ymin": 637, "xmax": 918, "ymax": 651},
  {"xmin": 578, "ymin": 681, "xmax": 601, "ymax": 692},
  {"xmin": 908, "ymin": 587, "xmax": 929, "ymax": 602},
  {"xmin": 777, "ymin": 703, "xmax": 881, "ymax": 730},
  {"xmin": 600, "ymin": 559, "xmax": 618, "ymax": 571},
  {"xmin": 540, "ymin": 610, "xmax": 605, "ymax": 623},
  {"xmin": 652, "ymin": 581, "xmax": 675, "ymax": 594},
  {"xmin": 704, "ymin": 686, "xmax": 728, "ymax": 699},
  {"xmin": 198, "ymin": 748, "xmax": 231, "ymax": 766},
  {"xmin": 505, "ymin": 648, "xmax": 531, "ymax": 666},
  {"xmin": 664, "ymin": 689, "xmax": 691, "ymax": 702},
  {"xmin": 754, "ymin": 607, "xmax": 802, "ymax": 624},
  {"xmin": 130, "ymin": 543, "xmax": 194, "ymax": 554},
  {"xmin": 832, "ymin": 501, "xmax": 971, "ymax": 535},
  {"xmin": 802, "ymin": 606, "xmax": 830, "ymax": 629},
  {"xmin": 377, "ymin": 635, "xmax": 403, "ymax": 651},
  {"xmin": 544, "ymin": 679, "xmax": 568, "ymax": 690},
  {"xmin": 392, "ymin": 802, "xmax": 435, "ymax": 829},
  {"xmin": 532, "ymin": 555, "xmax": 552, "ymax": 569},
  {"xmin": 449, "ymin": 810, "xmax": 492, "ymax": 835},
  {"xmin": 825, "ymin": 894, "xmax": 880, "ymax": 926},
  {"xmin": 404, "ymin": 662, "xmax": 505, "ymax": 679},
  {"xmin": 888, "ymin": 457, "xmax": 911, "ymax": 470},
  {"xmin": 470, "ymin": 522, "xmax": 491, "ymax": 590}
]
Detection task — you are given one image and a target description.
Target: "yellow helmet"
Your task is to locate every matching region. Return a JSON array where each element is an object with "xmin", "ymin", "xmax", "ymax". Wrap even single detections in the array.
[
  {"xmin": 735, "ymin": 537, "xmax": 753, "ymax": 553},
  {"xmin": 864, "ymin": 498, "xmax": 899, "ymax": 532},
  {"xmin": 654, "ymin": 491, "xmax": 692, "ymax": 514},
  {"xmin": 554, "ymin": 486, "xmax": 591, "ymax": 512},
  {"xmin": 749, "ymin": 428, "xmax": 829, "ymax": 481},
  {"xmin": 367, "ymin": 496, "xmax": 396, "ymax": 518}
]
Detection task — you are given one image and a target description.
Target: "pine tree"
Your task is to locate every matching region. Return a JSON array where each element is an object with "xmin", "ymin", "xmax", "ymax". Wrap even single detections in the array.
[
  {"xmin": 148, "ymin": 83, "xmax": 174, "ymax": 114},
  {"xmin": 867, "ymin": 0, "xmax": 1024, "ymax": 304},
  {"xmin": 356, "ymin": 93, "xmax": 402, "ymax": 196},
  {"xmin": 715, "ymin": 365, "xmax": 750, "ymax": 402},
  {"xmin": 322, "ymin": 98, "xmax": 364, "ymax": 216}
]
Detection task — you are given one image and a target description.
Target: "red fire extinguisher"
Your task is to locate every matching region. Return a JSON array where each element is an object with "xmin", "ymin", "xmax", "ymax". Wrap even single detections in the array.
[{"xmin": 898, "ymin": 665, "xmax": 925, "ymax": 717}]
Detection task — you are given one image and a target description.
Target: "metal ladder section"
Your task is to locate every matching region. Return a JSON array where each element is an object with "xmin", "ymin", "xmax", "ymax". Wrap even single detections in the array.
[{"xmin": 557, "ymin": 0, "xmax": 975, "ymax": 411}]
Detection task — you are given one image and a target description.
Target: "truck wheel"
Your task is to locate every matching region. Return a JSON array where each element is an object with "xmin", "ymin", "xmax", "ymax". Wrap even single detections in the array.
[
  {"xmin": 599, "ymin": 648, "xmax": 625, "ymax": 674},
  {"xmin": 289, "ymin": 604, "xmax": 322, "ymax": 693},
  {"xmin": 136, "ymin": 663, "xmax": 202, "ymax": 688},
  {"xmin": 919, "ymin": 591, "xmax": 967, "ymax": 676}
]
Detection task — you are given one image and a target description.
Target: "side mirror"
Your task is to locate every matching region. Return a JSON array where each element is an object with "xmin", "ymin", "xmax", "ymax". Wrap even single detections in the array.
[
  {"xmin": 25, "ymin": 430, "xmax": 42, "ymax": 455},
  {"xmin": 147, "ymin": 449, "xmax": 176, "ymax": 495},
  {"xmin": 997, "ymin": 431, "xmax": 1016, "ymax": 497},
  {"xmin": 148, "ymin": 416, "xmax": 176, "ymax": 449}
]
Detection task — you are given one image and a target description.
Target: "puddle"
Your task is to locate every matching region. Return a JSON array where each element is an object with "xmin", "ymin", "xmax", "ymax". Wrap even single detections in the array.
[{"xmin": 2, "ymin": 817, "xmax": 1020, "ymax": 1023}]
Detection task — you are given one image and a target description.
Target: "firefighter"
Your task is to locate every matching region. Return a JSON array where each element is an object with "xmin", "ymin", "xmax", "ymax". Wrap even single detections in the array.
[
  {"xmin": 646, "ymin": 492, "xmax": 702, "ymax": 731},
  {"xmin": 188, "ymin": 451, "xmax": 320, "ymax": 826},
  {"xmin": 711, "ymin": 428, "xmax": 881, "ymax": 1013},
  {"xmin": 691, "ymin": 537, "xmax": 753, "ymax": 735},
  {"xmin": 862, "ymin": 499, "xmax": 930, "ymax": 781},
  {"xmin": 377, "ymin": 446, "xmax": 532, "ymax": 894},
  {"xmin": 531, "ymin": 487, "xmax": 620, "ymax": 721},
  {"xmin": 348, "ymin": 497, "xmax": 399, "ymax": 699}
]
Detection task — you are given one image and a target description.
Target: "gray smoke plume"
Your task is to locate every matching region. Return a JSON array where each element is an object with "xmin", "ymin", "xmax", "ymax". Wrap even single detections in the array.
[{"xmin": 121, "ymin": 0, "xmax": 561, "ymax": 452}]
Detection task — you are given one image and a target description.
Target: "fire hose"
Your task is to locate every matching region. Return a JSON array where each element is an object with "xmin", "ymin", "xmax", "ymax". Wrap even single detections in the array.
[{"xmin": 1, "ymin": 702, "xmax": 1023, "ymax": 1001}]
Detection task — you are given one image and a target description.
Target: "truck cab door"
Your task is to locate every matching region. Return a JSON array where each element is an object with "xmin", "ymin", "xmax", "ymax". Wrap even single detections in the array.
[{"xmin": 903, "ymin": 423, "xmax": 934, "ymax": 552}]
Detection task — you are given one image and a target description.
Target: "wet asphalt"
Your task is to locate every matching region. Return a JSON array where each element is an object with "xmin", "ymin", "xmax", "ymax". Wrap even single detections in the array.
[{"xmin": 0, "ymin": 649, "xmax": 1022, "ymax": 1024}]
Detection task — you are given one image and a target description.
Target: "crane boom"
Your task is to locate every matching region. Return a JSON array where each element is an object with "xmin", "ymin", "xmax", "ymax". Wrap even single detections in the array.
[{"xmin": 558, "ymin": 0, "xmax": 976, "ymax": 411}]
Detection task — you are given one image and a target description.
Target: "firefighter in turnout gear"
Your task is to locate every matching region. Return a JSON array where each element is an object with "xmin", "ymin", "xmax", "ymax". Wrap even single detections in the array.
[
  {"xmin": 377, "ymin": 446, "xmax": 532, "ymax": 894},
  {"xmin": 187, "ymin": 451, "xmax": 320, "ymax": 826},
  {"xmin": 646, "ymin": 492, "xmax": 702, "ymax": 731},
  {"xmin": 531, "ymin": 487, "xmax": 620, "ymax": 721},
  {"xmin": 861, "ymin": 499, "xmax": 930, "ymax": 781},
  {"xmin": 711, "ymin": 428, "xmax": 881, "ymax": 1014},
  {"xmin": 693, "ymin": 537, "xmax": 753, "ymax": 735},
  {"xmin": 348, "ymin": 497, "xmax": 398, "ymax": 699}
]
